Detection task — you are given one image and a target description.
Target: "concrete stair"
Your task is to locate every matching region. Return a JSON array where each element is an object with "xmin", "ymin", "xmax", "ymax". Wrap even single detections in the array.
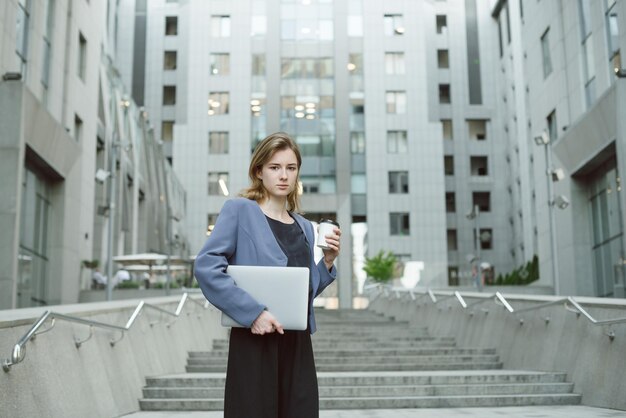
[{"xmin": 139, "ymin": 309, "xmax": 581, "ymax": 411}]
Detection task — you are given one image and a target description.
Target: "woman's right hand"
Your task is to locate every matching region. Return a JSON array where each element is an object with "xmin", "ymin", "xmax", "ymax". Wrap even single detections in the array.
[{"xmin": 251, "ymin": 310, "xmax": 284, "ymax": 335}]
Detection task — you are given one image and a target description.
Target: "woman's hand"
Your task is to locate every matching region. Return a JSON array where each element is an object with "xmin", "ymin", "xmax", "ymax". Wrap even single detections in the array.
[
  {"xmin": 251, "ymin": 310, "xmax": 284, "ymax": 335},
  {"xmin": 322, "ymin": 226, "xmax": 341, "ymax": 271}
]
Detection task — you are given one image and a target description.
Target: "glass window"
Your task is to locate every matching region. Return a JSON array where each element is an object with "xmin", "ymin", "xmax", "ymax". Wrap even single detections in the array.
[
  {"xmin": 389, "ymin": 171, "xmax": 409, "ymax": 194},
  {"xmin": 162, "ymin": 121, "xmax": 174, "ymax": 142},
  {"xmin": 390, "ymin": 212, "xmax": 410, "ymax": 236},
  {"xmin": 606, "ymin": 1, "xmax": 620, "ymax": 61},
  {"xmin": 351, "ymin": 174, "xmax": 366, "ymax": 193},
  {"xmin": 387, "ymin": 131, "xmax": 408, "ymax": 153},
  {"xmin": 208, "ymin": 172, "xmax": 229, "ymax": 196},
  {"xmin": 165, "ymin": 16, "xmax": 178, "ymax": 35},
  {"xmin": 16, "ymin": 0, "xmax": 30, "ymax": 66},
  {"xmin": 209, "ymin": 131, "xmax": 229, "ymax": 154},
  {"xmin": 348, "ymin": 16, "xmax": 363, "ymax": 37},
  {"xmin": 437, "ymin": 49, "xmax": 449, "ymax": 68},
  {"xmin": 351, "ymin": 132, "xmax": 365, "ymax": 154},
  {"xmin": 386, "ymin": 91, "xmax": 406, "ymax": 114},
  {"xmin": 163, "ymin": 86, "xmax": 176, "ymax": 105},
  {"xmin": 468, "ymin": 119, "xmax": 487, "ymax": 140},
  {"xmin": 442, "ymin": 119, "xmax": 453, "ymax": 140},
  {"xmin": 436, "ymin": 15, "xmax": 447, "ymax": 34},
  {"xmin": 479, "ymin": 228, "xmax": 493, "ymax": 249},
  {"xmin": 446, "ymin": 192, "xmax": 456, "ymax": 212},
  {"xmin": 385, "ymin": 52, "xmax": 405, "ymax": 75},
  {"xmin": 541, "ymin": 28, "xmax": 553, "ymax": 78},
  {"xmin": 208, "ymin": 92, "xmax": 229, "ymax": 115},
  {"xmin": 470, "ymin": 156, "xmax": 489, "ymax": 176},
  {"xmin": 348, "ymin": 53, "xmax": 363, "ymax": 75},
  {"xmin": 252, "ymin": 54, "xmax": 266, "ymax": 76},
  {"xmin": 164, "ymin": 51, "xmax": 177, "ymax": 70},
  {"xmin": 206, "ymin": 213, "xmax": 218, "ymax": 236},
  {"xmin": 251, "ymin": 15, "xmax": 266, "ymax": 38},
  {"xmin": 211, "ymin": 15, "xmax": 231, "ymax": 38},
  {"xmin": 444, "ymin": 156, "xmax": 454, "ymax": 175},
  {"xmin": 41, "ymin": 0, "xmax": 55, "ymax": 89},
  {"xmin": 74, "ymin": 114, "xmax": 83, "ymax": 142},
  {"xmin": 210, "ymin": 53, "xmax": 230, "ymax": 75},
  {"xmin": 447, "ymin": 229, "xmax": 458, "ymax": 251},
  {"xmin": 472, "ymin": 192, "xmax": 491, "ymax": 212},
  {"xmin": 547, "ymin": 110, "xmax": 557, "ymax": 141},
  {"xmin": 78, "ymin": 32, "xmax": 87, "ymax": 81},
  {"xmin": 384, "ymin": 14, "xmax": 405, "ymax": 36},
  {"xmin": 439, "ymin": 84, "xmax": 451, "ymax": 104}
]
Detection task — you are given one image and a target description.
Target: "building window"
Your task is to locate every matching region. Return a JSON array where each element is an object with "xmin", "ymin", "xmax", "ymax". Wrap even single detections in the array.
[
  {"xmin": 251, "ymin": 15, "xmax": 267, "ymax": 38},
  {"xmin": 206, "ymin": 213, "xmax": 218, "ymax": 236},
  {"xmin": 164, "ymin": 51, "xmax": 177, "ymax": 70},
  {"xmin": 446, "ymin": 192, "xmax": 456, "ymax": 212},
  {"xmin": 385, "ymin": 52, "xmax": 405, "ymax": 75},
  {"xmin": 442, "ymin": 119, "xmax": 453, "ymax": 140},
  {"xmin": 208, "ymin": 172, "xmax": 229, "ymax": 196},
  {"xmin": 472, "ymin": 192, "xmax": 491, "ymax": 212},
  {"xmin": 479, "ymin": 228, "xmax": 493, "ymax": 250},
  {"xmin": 444, "ymin": 156, "xmax": 454, "ymax": 176},
  {"xmin": 348, "ymin": 15, "xmax": 363, "ymax": 37},
  {"xmin": 252, "ymin": 54, "xmax": 266, "ymax": 76},
  {"xmin": 78, "ymin": 32, "xmax": 87, "ymax": 81},
  {"xmin": 386, "ymin": 91, "xmax": 406, "ymax": 114},
  {"xmin": 436, "ymin": 15, "xmax": 447, "ymax": 34},
  {"xmin": 582, "ymin": 35, "xmax": 596, "ymax": 107},
  {"xmin": 606, "ymin": 0, "xmax": 620, "ymax": 73},
  {"xmin": 383, "ymin": 14, "xmax": 405, "ymax": 36},
  {"xmin": 165, "ymin": 16, "xmax": 178, "ymax": 35},
  {"xmin": 15, "ymin": 0, "xmax": 30, "ymax": 70},
  {"xmin": 209, "ymin": 131, "xmax": 229, "ymax": 154},
  {"xmin": 162, "ymin": 121, "xmax": 174, "ymax": 142},
  {"xmin": 470, "ymin": 156, "xmax": 489, "ymax": 176},
  {"xmin": 74, "ymin": 114, "xmax": 83, "ymax": 142},
  {"xmin": 468, "ymin": 119, "xmax": 487, "ymax": 140},
  {"xmin": 208, "ymin": 92, "xmax": 229, "ymax": 115},
  {"xmin": 163, "ymin": 86, "xmax": 176, "ymax": 105},
  {"xmin": 437, "ymin": 49, "xmax": 449, "ymax": 68},
  {"xmin": 210, "ymin": 53, "xmax": 230, "ymax": 75},
  {"xmin": 390, "ymin": 212, "xmax": 410, "ymax": 236},
  {"xmin": 447, "ymin": 229, "xmax": 458, "ymax": 251},
  {"xmin": 546, "ymin": 110, "xmax": 558, "ymax": 142},
  {"xmin": 351, "ymin": 132, "xmax": 365, "ymax": 154},
  {"xmin": 541, "ymin": 28, "xmax": 552, "ymax": 78},
  {"xmin": 211, "ymin": 15, "xmax": 231, "ymax": 38},
  {"xmin": 351, "ymin": 174, "xmax": 366, "ymax": 194},
  {"xmin": 42, "ymin": 0, "xmax": 55, "ymax": 91},
  {"xmin": 497, "ymin": 14, "xmax": 504, "ymax": 57},
  {"xmin": 439, "ymin": 84, "xmax": 451, "ymax": 104},
  {"xmin": 389, "ymin": 171, "xmax": 409, "ymax": 194},
  {"xmin": 387, "ymin": 131, "xmax": 408, "ymax": 153},
  {"xmin": 448, "ymin": 266, "xmax": 459, "ymax": 286}
]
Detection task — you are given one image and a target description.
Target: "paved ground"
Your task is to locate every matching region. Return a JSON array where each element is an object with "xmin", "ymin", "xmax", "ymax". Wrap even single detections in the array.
[{"xmin": 123, "ymin": 405, "xmax": 626, "ymax": 418}]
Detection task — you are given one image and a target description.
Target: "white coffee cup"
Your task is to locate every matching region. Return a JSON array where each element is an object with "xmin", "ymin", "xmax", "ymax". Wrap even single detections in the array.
[{"xmin": 316, "ymin": 219, "xmax": 339, "ymax": 249}]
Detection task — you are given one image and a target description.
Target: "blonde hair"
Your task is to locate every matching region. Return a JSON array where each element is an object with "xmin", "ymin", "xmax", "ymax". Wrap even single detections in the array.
[{"xmin": 240, "ymin": 132, "xmax": 302, "ymax": 213}]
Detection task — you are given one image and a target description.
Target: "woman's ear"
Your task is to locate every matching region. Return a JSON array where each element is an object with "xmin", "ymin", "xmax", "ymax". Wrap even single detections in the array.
[{"xmin": 256, "ymin": 168, "xmax": 263, "ymax": 180}]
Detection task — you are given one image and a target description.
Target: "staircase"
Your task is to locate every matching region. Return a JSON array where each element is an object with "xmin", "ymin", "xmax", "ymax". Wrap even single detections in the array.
[{"xmin": 139, "ymin": 309, "xmax": 581, "ymax": 411}]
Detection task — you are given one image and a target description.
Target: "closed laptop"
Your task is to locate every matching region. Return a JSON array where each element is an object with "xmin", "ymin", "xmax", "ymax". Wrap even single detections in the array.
[{"xmin": 221, "ymin": 265, "xmax": 310, "ymax": 331}]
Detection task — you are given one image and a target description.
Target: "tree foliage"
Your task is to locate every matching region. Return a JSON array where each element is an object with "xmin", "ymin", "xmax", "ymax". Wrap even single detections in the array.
[
  {"xmin": 490, "ymin": 255, "xmax": 539, "ymax": 286},
  {"xmin": 363, "ymin": 251, "xmax": 397, "ymax": 283}
]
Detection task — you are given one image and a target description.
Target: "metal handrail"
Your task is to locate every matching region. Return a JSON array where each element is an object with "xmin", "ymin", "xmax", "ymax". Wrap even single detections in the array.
[
  {"xmin": 366, "ymin": 285, "xmax": 626, "ymax": 340},
  {"xmin": 3, "ymin": 293, "xmax": 211, "ymax": 372}
]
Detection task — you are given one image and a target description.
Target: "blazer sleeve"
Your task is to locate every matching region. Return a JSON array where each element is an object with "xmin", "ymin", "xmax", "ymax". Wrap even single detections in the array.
[
  {"xmin": 315, "ymin": 259, "xmax": 336, "ymax": 297},
  {"xmin": 194, "ymin": 200, "xmax": 266, "ymax": 327}
]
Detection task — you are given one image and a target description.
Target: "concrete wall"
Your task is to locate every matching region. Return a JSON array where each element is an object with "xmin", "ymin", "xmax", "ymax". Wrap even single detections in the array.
[
  {"xmin": 0, "ymin": 295, "xmax": 226, "ymax": 418},
  {"xmin": 369, "ymin": 291, "xmax": 626, "ymax": 410}
]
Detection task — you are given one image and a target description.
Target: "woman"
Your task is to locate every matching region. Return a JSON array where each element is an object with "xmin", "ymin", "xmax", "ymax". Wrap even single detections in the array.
[{"xmin": 194, "ymin": 132, "xmax": 341, "ymax": 417}]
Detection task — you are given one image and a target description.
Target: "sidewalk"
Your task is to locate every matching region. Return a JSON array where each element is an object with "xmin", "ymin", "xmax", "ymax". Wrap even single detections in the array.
[{"xmin": 123, "ymin": 405, "xmax": 626, "ymax": 418}]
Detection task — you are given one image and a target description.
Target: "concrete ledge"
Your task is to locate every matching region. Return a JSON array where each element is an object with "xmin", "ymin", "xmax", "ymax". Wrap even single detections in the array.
[
  {"xmin": 369, "ymin": 292, "xmax": 626, "ymax": 411},
  {"xmin": 0, "ymin": 295, "xmax": 225, "ymax": 418}
]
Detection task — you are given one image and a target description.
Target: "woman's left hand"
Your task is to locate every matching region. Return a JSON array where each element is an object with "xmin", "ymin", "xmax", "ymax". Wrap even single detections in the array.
[{"xmin": 322, "ymin": 227, "xmax": 341, "ymax": 270}]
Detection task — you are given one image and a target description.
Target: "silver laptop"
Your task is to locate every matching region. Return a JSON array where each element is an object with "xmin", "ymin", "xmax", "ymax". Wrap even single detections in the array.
[{"xmin": 221, "ymin": 265, "xmax": 310, "ymax": 331}]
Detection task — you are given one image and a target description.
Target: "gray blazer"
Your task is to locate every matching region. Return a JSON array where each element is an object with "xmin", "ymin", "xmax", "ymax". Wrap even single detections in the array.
[{"xmin": 194, "ymin": 198, "xmax": 337, "ymax": 334}]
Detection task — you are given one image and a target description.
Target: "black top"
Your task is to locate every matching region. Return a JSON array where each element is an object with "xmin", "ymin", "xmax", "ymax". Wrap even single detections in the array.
[{"xmin": 264, "ymin": 215, "xmax": 311, "ymax": 269}]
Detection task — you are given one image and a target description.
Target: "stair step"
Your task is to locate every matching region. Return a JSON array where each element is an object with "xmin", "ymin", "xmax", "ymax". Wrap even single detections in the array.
[
  {"xmin": 186, "ymin": 355, "xmax": 501, "ymax": 366},
  {"xmin": 188, "ymin": 347, "xmax": 497, "ymax": 358},
  {"xmin": 139, "ymin": 393, "xmax": 581, "ymax": 411},
  {"xmin": 186, "ymin": 362, "xmax": 504, "ymax": 373},
  {"xmin": 142, "ymin": 382, "xmax": 574, "ymax": 399}
]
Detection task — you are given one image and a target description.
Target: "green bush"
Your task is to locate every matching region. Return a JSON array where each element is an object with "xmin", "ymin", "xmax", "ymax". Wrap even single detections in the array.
[
  {"xmin": 490, "ymin": 255, "xmax": 539, "ymax": 286},
  {"xmin": 152, "ymin": 281, "xmax": 181, "ymax": 289},
  {"xmin": 363, "ymin": 251, "xmax": 397, "ymax": 283},
  {"xmin": 117, "ymin": 280, "xmax": 140, "ymax": 289}
]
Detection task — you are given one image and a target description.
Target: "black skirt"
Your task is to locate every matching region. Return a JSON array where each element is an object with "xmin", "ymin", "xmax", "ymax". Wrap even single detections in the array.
[{"xmin": 224, "ymin": 327, "xmax": 319, "ymax": 418}]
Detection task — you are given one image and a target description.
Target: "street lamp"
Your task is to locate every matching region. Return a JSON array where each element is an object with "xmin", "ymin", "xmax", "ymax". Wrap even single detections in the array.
[
  {"xmin": 534, "ymin": 130, "xmax": 568, "ymax": 295},
  {"xmin": 466, "ymin": 205, "xmax": 481, "ymax": 290}
]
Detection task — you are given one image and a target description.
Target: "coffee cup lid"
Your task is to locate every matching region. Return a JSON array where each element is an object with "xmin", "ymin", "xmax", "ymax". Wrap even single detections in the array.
[{"xmin": 319, "ymin": 219, "xmax": 339, "ymax": 228}]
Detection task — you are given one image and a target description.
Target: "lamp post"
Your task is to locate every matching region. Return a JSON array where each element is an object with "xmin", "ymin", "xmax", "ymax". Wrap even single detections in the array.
[
  {"xmin": 466, "ymin": 205, "xmax": 481, "ymax": 290},
  {"xmin": 534, "ymin": 131, "xmax": 561, "ymax": 296}
]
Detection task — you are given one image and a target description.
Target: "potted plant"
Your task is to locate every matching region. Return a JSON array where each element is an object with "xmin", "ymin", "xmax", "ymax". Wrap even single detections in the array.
[{"xmin": 363, "ymin": 250, "xmax": 397, "ymax": 285}]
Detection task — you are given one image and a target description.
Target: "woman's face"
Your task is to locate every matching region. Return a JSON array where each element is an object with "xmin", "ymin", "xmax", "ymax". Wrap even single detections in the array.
[{"xmin": 257, "ymin": 148, "xmax": 299, "ymax": 199}]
